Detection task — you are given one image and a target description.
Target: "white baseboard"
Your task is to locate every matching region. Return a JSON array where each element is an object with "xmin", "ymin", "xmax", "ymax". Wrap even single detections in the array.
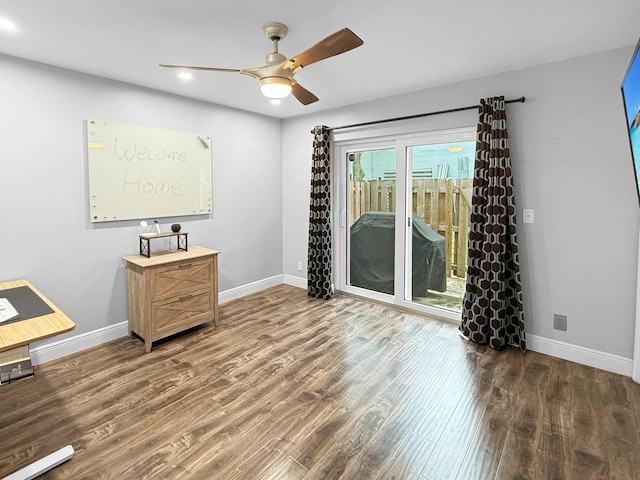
[
  {"xmin": 30, "ymin": 321, "xmax": 129, "ymax": 366},
  {"xmin": 28, "ymin": 277, "xmax": 634, "ymax": 379},
  {"xmin": 283, "ymin": 274, "xmax": 306, "ymax": 289},
  {"xmin": 30, "ymin": 275, "xmax": 287, "ymax": 365},
  {"xmin": 218, "ymin": 275, "xmax": 284, "ymax": 304},
  {"xmin": 527, "ymin": 334, "xmax": 633, "ymax": 377}
]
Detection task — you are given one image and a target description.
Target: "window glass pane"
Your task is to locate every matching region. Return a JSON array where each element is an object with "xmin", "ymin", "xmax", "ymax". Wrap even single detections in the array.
[
  {"xmin": 409, "ymin": 140, "xmax": 475, "ymax": 312},
  {"xmin": 348, "ymin": 148, "xmax": 396, "ymax": 295}
]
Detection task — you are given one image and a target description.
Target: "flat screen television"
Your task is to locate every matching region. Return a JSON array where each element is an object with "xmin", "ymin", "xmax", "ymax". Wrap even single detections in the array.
[{"xmin": 621, "ymin": 37, "xmax": 640, "ymax": 204}]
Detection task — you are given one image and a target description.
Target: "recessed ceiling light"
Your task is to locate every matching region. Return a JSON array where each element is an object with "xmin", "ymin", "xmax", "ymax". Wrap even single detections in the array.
[
  {"xmin": 448, "ymin": 146, "xmax": 463, "ymax": 152},
  {"xmin": 0, "ymin": 18, "xmax": 16, "ymax": 31},
  {"xmin": 178, "ymin": 72, "xmax": 192, "ymax": 80}
]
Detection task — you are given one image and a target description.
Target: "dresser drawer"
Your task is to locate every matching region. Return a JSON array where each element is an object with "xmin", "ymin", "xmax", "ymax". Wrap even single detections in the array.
[
  {"xmin": 149, "ymin": 258, "xmax": 213, "ymax": 301},
  {"xmin": 152, "ymin": 289, "xmax": 214, "ymax": 336}
]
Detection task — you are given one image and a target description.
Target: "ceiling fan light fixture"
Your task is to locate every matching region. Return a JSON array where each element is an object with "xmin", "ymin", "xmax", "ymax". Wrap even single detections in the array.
[{"xmin": 260, "ymin": 77, "xmax": 292, "ymax": 99}]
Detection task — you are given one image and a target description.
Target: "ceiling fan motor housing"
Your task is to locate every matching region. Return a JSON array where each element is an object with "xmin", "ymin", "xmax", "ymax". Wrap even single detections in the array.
[{"xmin": 265, "ymin": 51, "xmax": 288, "ymax": 67}]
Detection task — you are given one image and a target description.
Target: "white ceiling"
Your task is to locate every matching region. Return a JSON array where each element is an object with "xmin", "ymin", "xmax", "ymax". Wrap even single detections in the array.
[{"xmin": 1, "ymin": 0, "xmax": 640, "ymax": 119}]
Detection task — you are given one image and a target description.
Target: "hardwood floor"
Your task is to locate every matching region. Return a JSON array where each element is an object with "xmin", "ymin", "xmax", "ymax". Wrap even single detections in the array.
[{"xmin": 1, "ymin": 284, "xmax": 639, "ymax": 479}]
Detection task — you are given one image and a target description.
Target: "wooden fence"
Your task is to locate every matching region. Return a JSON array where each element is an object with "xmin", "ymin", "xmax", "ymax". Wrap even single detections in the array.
[{"xmin": 349, "ymin": 178, "xmax": 473, "ymax": 278}]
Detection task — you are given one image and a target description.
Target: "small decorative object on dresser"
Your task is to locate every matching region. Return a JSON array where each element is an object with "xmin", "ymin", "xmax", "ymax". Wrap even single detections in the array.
[
  {"xmin": 122, "ymin": 246, "xmax": 219, "ymax": 352},
  {"xmin": 171, "ymin": 223, "xmax": 181, "ymax": 232}
]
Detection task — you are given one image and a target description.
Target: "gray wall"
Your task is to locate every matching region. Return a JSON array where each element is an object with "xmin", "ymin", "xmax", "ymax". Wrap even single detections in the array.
[
  {"xmin": 2, "ymin": 46, "xmax": 637, "ymax": 362},
  {"xmin": 282, "ymin": 47, "xmax": 639, "ymax": 359},
  {"xmin": 0, "ymin": 54, "xmax": 283, "ymax": 342}
]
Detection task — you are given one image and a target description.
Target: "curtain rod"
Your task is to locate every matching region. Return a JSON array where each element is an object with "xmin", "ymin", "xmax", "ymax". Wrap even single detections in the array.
[{"xmin": 318, "ymin": 96, "xmax": 526, "ymax": 133}]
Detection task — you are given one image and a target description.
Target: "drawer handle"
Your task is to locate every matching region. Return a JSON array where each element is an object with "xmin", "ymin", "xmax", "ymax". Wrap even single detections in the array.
[
  {"xmin": 179, "ymin": 294, "xmax": 193, "ymax": 301},
  {"xmin": 178, "ymin": 263, "xmax": 193, "ymax": 269}
]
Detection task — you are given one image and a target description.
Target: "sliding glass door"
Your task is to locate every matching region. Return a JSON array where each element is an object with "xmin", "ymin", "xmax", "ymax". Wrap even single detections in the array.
[{"xmin": 336, "ymin": 128, "xmax": 476, "ymax": 320}]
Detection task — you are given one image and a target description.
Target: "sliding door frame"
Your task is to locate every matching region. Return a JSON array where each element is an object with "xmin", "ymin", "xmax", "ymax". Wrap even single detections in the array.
[{"xmin": 334, "ymin": 137, "xmax": 401, "ymax": 306}]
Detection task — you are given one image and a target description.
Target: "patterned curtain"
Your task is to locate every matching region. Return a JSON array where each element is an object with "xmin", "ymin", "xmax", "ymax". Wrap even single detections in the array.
[
  {"xmin": 307, "ymin": 125, "xmax": 334, "ymax": 299},
  {"xmin": 460, "ymin": 97, "xmax": 525, "ymax": 351}
]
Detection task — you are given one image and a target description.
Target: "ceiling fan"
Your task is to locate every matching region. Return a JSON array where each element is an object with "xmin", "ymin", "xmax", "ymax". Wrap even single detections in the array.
[{"xmin": 160, "ymin": 22, "xmax": 364, "ymax": 105}]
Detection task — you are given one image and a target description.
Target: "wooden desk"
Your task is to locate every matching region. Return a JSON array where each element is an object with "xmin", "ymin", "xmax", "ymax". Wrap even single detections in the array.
[
  {"xmin": 0, "ymin": 279, "xmax": 75, "ymax": 366},
  {"xmin": 0, "ymin": 280, "xmax": 76, "ymax": 477}
]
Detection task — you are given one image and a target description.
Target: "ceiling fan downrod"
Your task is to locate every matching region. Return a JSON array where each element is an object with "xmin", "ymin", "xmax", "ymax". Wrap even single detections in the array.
[{"xmin": 263, "ymin": 22, "xmax": 288, "ymax": 65}]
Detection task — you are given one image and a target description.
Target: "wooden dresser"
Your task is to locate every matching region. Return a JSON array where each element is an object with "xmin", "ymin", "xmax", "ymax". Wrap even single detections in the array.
[{"xmin": 122, "ymin": 246, "xmax": 219, "ymax": 352}]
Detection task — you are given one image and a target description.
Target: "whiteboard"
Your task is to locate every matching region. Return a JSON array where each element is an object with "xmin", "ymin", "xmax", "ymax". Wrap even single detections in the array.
[{"xmin": 86, "ymin": 118, "xmax": 213, "ymax": 223}]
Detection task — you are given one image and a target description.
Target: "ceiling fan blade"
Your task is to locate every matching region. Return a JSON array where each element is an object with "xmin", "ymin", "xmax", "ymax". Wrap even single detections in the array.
[
  {"xmin": 160, "ymin": 64, "xmax": 241, "ymax": 73},
  {"xmin": 291, "ymin": 83, "xmax": 319, "ymax": 105},
  {"xmin": 289, "ymin": 28, "xmax": 363, "ymax": 69}
]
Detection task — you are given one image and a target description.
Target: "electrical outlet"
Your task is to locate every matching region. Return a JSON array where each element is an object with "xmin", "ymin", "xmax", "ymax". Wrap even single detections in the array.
[
  {"xmin": 297, "ymin": 261, "xmax": 303, "ymax": 272},
  {"xmin": 523, "ymin": 209, "xmax": 534, "ymax": 224},
  {"xmin": 553, "ymin": 313, "xmax": 567, "ymax": 331}
]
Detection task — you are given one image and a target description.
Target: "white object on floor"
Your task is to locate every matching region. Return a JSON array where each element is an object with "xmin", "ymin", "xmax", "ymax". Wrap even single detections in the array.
[{"xmin": 2, "ymin": 445, "xmax": 74, "ymax": 480}]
